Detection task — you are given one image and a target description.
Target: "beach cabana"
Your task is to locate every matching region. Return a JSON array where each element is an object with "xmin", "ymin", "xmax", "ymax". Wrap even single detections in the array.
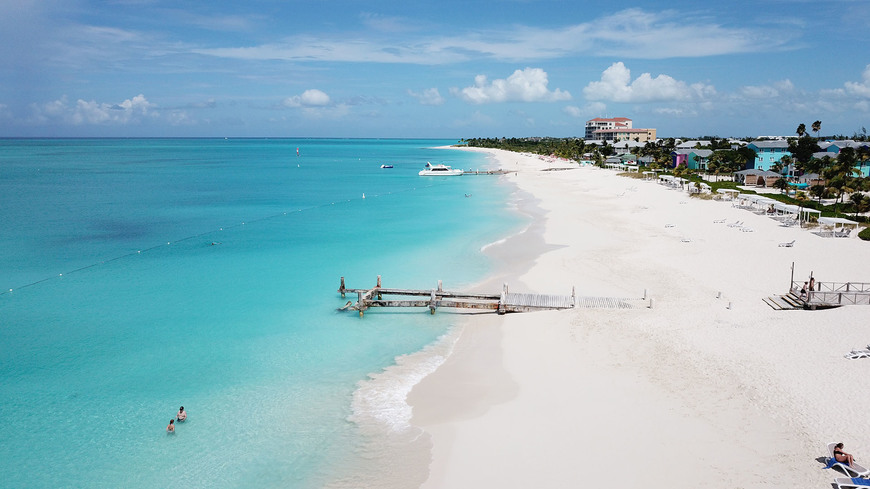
[
  {"xmin": 817, "ymin": 217, "xmax": 859, "ymax": 237},
  {"xmin": 742, "ymin": 194, "xmax": 777, "ymax": 214},
  {"xmin": 771, "ymin": 202, "xmax": 821, "ymax": 226},
  {"xmin": 716, "ymin": 188, "xmax": 739, "ymax": 200}
]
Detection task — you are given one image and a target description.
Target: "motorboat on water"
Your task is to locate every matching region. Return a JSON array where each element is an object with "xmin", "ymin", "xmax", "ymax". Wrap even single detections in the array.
[
  {"xmin": 418, "ymin": 162, "xmax": 462, "ymax": 176},
  {"xmin": 380, "ymin": 164, "xmax": 394, "ymax": 169}
]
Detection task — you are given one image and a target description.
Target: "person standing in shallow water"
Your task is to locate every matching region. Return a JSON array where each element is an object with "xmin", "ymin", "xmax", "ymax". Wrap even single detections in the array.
[
  {"xmin": 167, "ymin": 419, "xmax": 175, "ymax": 434},
  {"xmin": 177, "ymin": 406, "xmax": 186, "ymax": 422}
]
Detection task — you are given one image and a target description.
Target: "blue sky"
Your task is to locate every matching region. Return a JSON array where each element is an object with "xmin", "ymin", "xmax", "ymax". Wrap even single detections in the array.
[{"xmin": 1, "ymin": 0, "xmax": 869, "ymax": 138}]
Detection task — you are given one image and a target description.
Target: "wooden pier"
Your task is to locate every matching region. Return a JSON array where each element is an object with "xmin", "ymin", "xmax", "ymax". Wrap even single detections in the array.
[
  {"xmin": 338, "ymin": 276, "xmax": 576, "ymax": 317},
  {"xmin": 461, "ymin": 169, "xmax": 514, "ymax": 175}
]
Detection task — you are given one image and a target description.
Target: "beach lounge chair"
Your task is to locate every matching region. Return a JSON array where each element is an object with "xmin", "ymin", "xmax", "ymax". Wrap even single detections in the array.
[
  {"xmin": 845, "ymin": 350, "xmax": 870, "ymax": 359},
  {"xmin": 826, "ymin": 443, "xmax": 870, "ymax": 477},
  {"xmin": 779, "ymin": 240, "xmax": 795, "ymax": 247},
  {"xmin": 713, "ymin": 218, "xmax": 725, "ymax": 223},
  {"xmin": 835, "ymin": 477, "xmax": 870, "ymax": 488},
  {"xmin": 727, "ymin": 221, "xmax": 743, "ymax": 228}
]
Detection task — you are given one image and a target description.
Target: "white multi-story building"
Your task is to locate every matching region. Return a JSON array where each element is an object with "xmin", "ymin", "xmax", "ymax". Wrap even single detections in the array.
[
  {"xmin": 585, "ymin": 117, "xmax": 657, "ymax": 143},
  {"xmin": 585, "ymin": 117, "xmax": 632, "ymax": 139}
]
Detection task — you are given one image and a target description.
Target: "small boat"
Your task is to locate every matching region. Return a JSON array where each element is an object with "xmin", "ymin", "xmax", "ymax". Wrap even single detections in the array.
[
  {"xmin": 380, "ymin": 164, "xmax": 393, "ymax": 169},
  {"xmin": 418, "ymin": 162, "xmax": 462, "ymax": 176}
]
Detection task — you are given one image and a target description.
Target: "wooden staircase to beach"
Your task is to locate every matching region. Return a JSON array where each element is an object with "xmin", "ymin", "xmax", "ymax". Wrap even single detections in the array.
[{"xmin": 763, "ymin": 292, "xmax": 805, "ymax": 310}]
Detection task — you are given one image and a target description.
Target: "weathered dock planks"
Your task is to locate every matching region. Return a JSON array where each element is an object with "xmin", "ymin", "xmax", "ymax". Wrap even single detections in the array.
[{"xmin": 338, "ymin": 276, "xmax": 580, "ymax": 317}]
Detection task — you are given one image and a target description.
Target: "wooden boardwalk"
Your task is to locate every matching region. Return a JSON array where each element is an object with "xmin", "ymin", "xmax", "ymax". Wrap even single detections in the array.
[
  {"xmin": 338, "ymin": 276, "xmax": 647, "ymax": 316},
  {"xmin": 338, "ymin": 276, "xmax": 577, "ymax": 316}
]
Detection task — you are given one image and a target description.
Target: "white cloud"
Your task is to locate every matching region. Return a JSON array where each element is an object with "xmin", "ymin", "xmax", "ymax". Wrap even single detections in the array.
[
  {"xmin": 193, "ymin": 8, "xmax": 789, "ymax": 66},
  {"xmin": 563, "ymin": 105, "xmax": 582, "ymax": 117},
  {"xmin": 583, "ymin": 62, "xmax": 715, "ymax": 103},
  {"xmin": 453, "ymin": 68, "xmax": 571, "ymax": 104},
  {"xmin": 739, "ymin": 79, "xmax": 794, "ymax": 99},
  {"xmin": 844, "ymin": 64, "xmax": 870, "ymax": 98},
  {"xmin": 563, "ymin": 102, "xmax": 607, "ymax": 118},
  {"xmin": 28, "ymin": 94, "xmax": 155, "ymax": 125},
  {"xmin": 407, "ymin": 88, "xmax": 444, "ymax": 106},
  {"xmin": 283, "ymin": 89, "xmax": 331, "ymax": 108}
]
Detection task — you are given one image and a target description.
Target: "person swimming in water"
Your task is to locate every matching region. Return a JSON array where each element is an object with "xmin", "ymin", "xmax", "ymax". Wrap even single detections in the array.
[
  {"xmin": 167, "ymin": 419, "xmax": 175, "ymax": 434},
  {"xmin": 177, "ymin": 406, "xmax": 186, "ymax": 422}
]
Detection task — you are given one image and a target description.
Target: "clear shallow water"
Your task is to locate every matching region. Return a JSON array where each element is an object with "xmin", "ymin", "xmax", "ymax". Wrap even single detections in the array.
[{"xmin": 0, "ymin": 139, "xmax": 522, "ymax": 488}]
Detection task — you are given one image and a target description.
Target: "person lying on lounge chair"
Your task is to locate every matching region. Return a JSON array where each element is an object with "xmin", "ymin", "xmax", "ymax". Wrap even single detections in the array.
[{"xmin": 835, "ymin": 443, "xmax": 856, "ymax": 467}]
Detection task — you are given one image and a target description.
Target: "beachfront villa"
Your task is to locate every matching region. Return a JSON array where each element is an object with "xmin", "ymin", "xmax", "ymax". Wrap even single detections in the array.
[
  {"xmin": 747, "ymin": 139, "xmax": 790, "ymax": 171},
  {"xmin": 671, "ymin": 149, "xmax": 713, "ymax": 170},
  {"xmin": 821, "ymin": 140, "xmax": 870, "ymax": 177}
]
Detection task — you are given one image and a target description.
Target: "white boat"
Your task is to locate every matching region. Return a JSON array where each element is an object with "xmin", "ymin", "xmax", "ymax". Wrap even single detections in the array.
[
  {"xmin": 418, "ymin": 162, "xmax": 462, "ymax": 176},
  {"xmin": 380, "ymin": 164, "xmax": 393, "ymax": 169}
]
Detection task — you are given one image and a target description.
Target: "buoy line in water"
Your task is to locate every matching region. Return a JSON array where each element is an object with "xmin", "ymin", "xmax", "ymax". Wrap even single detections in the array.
[{"xmin": 1, "ymin": 184, "xmax": 438, "ymax": 296}]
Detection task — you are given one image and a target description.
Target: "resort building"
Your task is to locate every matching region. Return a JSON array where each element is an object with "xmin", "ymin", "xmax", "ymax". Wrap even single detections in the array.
[
  {"xmin": 822, "ymin": 140, "xmax": 870, "ymax": 176},
  {"xmin": 747, "ymin": 139, "xmax": 789, "ymax": 171},
  {"xmin": 671, "ymin": 149, "xmax": 713, "ymax": 170},
  {"xmin": 585, "ymin": 117, "xmax": 632, "ymax": 139},
  {"xmin": 585, "ymin": 117, "xmax": 658, "ymax": 143}
]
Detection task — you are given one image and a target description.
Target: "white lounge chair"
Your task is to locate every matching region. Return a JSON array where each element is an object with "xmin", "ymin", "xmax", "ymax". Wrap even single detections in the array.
[
  {"xmin": 827, "ymin": 442, "xmax": 870, "ymax": 477},
  {"xmin": 845, "ymin": 350, "xmax": 870, "ymax": 360},
  {"xmin": 713, "ymin": 218, "xmax": 725, "ymax": 223},
  {"xmin": 835, "ymin": 477, "xmax": 870, "ymax": 489},
  {"xmin": 779, "ymin": 240, "xmax": 795, "ymax": 247},
  {"xmin": 727, "ymin": 220, "xmax": 743, "ymax": 228}
]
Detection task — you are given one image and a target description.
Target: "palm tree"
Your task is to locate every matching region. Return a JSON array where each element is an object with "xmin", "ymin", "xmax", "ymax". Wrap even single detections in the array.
[
  {"xmin": 812, "ymin": 120, "xmax": 822, "ymax": 139},
  {"xmin": 795, "ymin": 191, "xmax": 808, "ymax": 227},
  {"xmin": 796, "ymin": 123, "xmax": 807, "ymax": 138},
  {"xmin": 773, "ymin": 177, "xmax": 789, "ymax": 194}
]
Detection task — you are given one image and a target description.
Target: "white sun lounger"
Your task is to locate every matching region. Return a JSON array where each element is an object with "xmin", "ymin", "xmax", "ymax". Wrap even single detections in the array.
[
  {"xmin": 828, "ymin": 443, "xmax": 870, "ymax": 477},
  {"xmin": 779, "ymin": 240, "xmax": 795, "ymax": 247},
  {"xmin": 845, "ymin": 350, "xmax": 870, "ymax": 360},
  {"xmin": 835, "ymin": 477, "xmax": 870, "ymax": 489}
]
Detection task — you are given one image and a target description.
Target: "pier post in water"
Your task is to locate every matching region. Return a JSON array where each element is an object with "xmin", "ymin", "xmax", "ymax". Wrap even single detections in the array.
[
  {"xmin": 376, "ymin": 275, "xmax": 382, "ymax": 300},
  {"xmin": 340, "ymin": 276, "xmax": 346, "ymax": 298},
  {"xmin": 429, "ymin": 290, "xmax": 437, "ymax": 314}
]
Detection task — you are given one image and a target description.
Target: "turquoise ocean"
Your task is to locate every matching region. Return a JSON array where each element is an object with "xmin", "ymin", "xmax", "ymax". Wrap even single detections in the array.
[{"xmin": 0, "ymin": 139, "xmax": 523, "ymax": 488}]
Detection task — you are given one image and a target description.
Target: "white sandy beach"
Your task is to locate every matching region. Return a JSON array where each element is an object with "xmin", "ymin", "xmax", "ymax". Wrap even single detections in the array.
[{"xmin": 409, "ymin": 147, "xmax": 870, "ymax": 488}]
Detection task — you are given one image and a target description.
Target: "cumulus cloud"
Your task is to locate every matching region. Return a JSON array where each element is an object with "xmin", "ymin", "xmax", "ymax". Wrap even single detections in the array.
[
  {"xmin": 28, "ymin": 94, "xmax": 155, "ymax": 125},
  {"xmin": 407, "ymin": 88, "xmax": 444, "ymax": 106},
  {"xmin": 453, "ymin": 68, "xmax": 571, "ymax": 104},
  {"xmin": 583, "ymin": 62, "xmax": 715, "ymax": 103},
  {"xmin": 283, "ymin": 89, "xmax": 331, "ymax": 108},
  {"xmin": 844, "ymin": 64, "xmax": 870, "ymax": 98}
]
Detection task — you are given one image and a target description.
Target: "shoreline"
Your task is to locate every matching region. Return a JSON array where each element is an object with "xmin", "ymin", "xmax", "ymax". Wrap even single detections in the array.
[{"xmin": 408, "ymin": 147, "xmax": 870, "ymax": 487}]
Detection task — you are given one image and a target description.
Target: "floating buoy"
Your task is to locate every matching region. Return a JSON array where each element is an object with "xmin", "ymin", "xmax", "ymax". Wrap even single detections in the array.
[{"xmin": 362, "ymin": 193, "xmax": 366, "ymax": 199}]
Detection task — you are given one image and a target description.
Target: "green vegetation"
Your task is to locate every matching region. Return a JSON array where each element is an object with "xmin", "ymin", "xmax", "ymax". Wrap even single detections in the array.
[
  {"xmin": 460, "ymin": 127, "xmax": 870, "ymax": 225},
  {"xmin": 859, "ymin": 226, "xmax": 870, "ymax": 241}
]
